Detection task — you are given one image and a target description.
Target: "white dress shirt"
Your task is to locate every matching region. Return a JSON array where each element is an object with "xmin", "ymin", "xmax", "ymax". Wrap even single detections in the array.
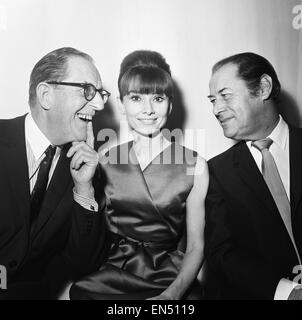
[
  {"xmin": 25, "ymin": 113, "xmax": 61, "ymax": 193},
  {"xmin": 25, "ymin": 113, "xmax": 98, "ymax": 212},
  {"xmin": 246, "ymin": 116, "xmax": 290, "ymax": 199},
  {"xmin": 246, "ymin": 116, "xmax": 298, "ymax": 300}
]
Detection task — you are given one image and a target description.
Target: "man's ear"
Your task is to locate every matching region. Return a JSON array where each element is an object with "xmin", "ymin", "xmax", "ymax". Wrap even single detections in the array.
[
  {"xmin": 117, "ymin": 96, "xmax": 126, "ymax": 115},
  {"xmin": 36, "ymin": 82, "xmax": 52, "ymax": 110},
  {"xmin": 259, "ymin": 74, "xmax": 273, "ymax": 101}
]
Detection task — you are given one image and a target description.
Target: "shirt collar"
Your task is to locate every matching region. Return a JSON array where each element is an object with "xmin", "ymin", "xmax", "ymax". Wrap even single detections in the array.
[
  {"xmin": 25, "ymin": 113, "xmax": 52, "ymax": 160},
  {"xmin": 267, "ymin": 115, "xmax": 288, "ymax": 151},
  {"xmin": 247, "ymin": 115, "xmax": 288, "ymax": 151}
]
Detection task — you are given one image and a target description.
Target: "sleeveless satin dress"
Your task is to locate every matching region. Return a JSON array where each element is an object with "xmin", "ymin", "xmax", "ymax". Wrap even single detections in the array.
[{"xmin": 70, "ymin": 142, "xmax": 199, "ymax": 300}]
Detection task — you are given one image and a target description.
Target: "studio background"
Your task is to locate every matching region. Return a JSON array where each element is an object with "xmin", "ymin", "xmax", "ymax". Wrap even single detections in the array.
[{"xmin": 0, "ymin": 0, "xmax": 301, "ymax": 159}]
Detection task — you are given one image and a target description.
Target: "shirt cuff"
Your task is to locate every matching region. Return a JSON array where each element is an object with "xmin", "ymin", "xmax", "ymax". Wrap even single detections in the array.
[
  {"xmin": 274, "ymin": 278, "xmax": 299, "ymax": 300},
  {"xmin": 73, "ymin": 188, "xmax": 99, "ymax": 212}
]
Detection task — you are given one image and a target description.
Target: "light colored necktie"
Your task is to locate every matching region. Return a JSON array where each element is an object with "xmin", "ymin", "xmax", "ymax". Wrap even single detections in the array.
[{"xmin": 252, "ymin": 138, "xmax": 301, "ymax": 263}]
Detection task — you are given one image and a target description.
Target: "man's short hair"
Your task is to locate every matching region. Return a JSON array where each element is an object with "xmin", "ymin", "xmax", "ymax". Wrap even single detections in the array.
[
  {"xmin": 212, "ymin": 52, "xmax": 281, "ymax": 101},
  {"xmin": 29, "ymin": 47, "xmax": 93, "ymax": 107}
]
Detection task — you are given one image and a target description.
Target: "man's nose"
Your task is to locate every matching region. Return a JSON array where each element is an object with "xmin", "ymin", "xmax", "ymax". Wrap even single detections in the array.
[
  {"xmin": 89, "ymin": 92, "xmax": 104, "ymax": 111},
  {"xmin": 213, "ymin": 99, "xmax": 226, "ymax": 116}
]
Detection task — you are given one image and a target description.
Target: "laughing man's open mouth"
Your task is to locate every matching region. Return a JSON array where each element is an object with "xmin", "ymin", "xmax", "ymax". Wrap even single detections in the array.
[{"xmin": 77, "ymin": 113, "xmax": 93, "ymax": 122}]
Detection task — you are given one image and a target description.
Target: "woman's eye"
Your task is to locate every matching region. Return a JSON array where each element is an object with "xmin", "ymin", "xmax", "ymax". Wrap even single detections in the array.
[
  {"xmin": 130, "ymin": 95, "xmax": 141, "ymax": 102},
  {"xmin": 154, "ymin": 96, "xmax": 165, "ymax": 102},
  {"xmin": 210, "ymin": 98, "xmax": 216, "ymax": 104}
]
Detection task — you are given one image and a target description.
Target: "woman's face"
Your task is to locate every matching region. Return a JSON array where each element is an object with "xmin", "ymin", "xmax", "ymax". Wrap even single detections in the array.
[{"xmin": 121, "ymin": 92, "xmax": 171, "ymax": 136}]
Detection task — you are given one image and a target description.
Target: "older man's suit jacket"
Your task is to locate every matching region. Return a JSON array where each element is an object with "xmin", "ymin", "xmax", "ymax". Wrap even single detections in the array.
[
  {"xmin": 0, "ymin": 115, "xmax": 108, "ymax": 298},
  {"xmin": 204, "ymin": 126, "xmax": 302, "ymax": 299}
]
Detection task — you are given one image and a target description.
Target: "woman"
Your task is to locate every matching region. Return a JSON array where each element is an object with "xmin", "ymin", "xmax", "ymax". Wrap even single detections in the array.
[{"xmin": 70, "ymin": 50, "xmax": 208, "ymax": 300}]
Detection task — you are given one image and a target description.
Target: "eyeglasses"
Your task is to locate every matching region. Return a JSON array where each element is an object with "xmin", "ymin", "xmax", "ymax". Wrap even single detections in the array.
[{"xmin": 46, "ymin": 81, "xmax": 111, "ymax": 103}]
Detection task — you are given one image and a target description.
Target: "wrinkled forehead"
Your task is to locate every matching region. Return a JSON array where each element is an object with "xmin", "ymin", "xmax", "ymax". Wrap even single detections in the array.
[
  {"xmin": 209, "ymin": 63, "xmax": 243, "ymax": 93},
  {"xmin": 64, "ymin": 56, "xmax": 102, "ymax": 87}
]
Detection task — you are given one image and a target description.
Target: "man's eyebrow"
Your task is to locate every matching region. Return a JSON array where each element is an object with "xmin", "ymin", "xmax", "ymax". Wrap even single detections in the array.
[
  {"xmin": 218, "ymin": 87, "xmax": 230, "ymax": 94},
  {"xmin": 208, "ymin": 87, "xmax": 230, "ymax": 98}
]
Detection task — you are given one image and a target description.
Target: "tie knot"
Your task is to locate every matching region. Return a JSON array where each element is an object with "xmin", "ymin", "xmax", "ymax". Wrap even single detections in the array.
[
  {"xmin": 252, "ymin": 138, "xmax": 273, "ymax": 151},
  {"xmin": 45, "ymin": 145, "xmax": 56, "ymax": 159}
]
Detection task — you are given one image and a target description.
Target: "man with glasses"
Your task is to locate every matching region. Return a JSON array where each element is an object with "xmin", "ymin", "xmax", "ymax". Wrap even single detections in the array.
[{"xmin": 0, "ymin": 47, "xmax": 110, "ymax": 299}]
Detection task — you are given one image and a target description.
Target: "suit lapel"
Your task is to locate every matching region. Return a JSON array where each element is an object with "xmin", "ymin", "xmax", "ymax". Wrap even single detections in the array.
[
  {"xmin": 31, "ymin": 145, "xmax": 72, "ymax": 239},
  {"xmin": 0, "ymin": 115, "xmax": 30, "ymax": 221},
  {"xmin": 0, "ymin": 116, "xmax": 72, "ymax": 241},
  {"xmin": 233, "ymin": 141, "xmax": 279, "ymax": 215},
  {"xmin": 289, "ymin": 127, "xmax": 302, "ymax": 216}
]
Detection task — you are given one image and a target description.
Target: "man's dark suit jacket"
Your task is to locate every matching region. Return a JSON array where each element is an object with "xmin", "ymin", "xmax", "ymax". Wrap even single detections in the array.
[
  {"xmin": 204, "ymin": 126, "xmax": 302, "ymax": 300},
  {"xmin": 0, "ymin": 115, "xmax": 108, "ymax": 299}
]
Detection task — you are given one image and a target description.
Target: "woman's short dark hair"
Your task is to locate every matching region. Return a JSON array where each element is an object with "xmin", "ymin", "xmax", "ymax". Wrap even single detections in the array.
[
  {"xmin": 212, "ymin": 52, "xmax": 281, "ymax": 101},
  {"xmin": 118, "ymin": 50, "xmax": 173, "ymax": 101},
  {"xmin": 29, "ymin": 47, "xmax": 93, "ymax": 107}
]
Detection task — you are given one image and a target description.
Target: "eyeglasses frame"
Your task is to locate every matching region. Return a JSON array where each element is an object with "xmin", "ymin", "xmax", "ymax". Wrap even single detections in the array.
[{"xmin": 46, "ymin": 81, "xmax": 111, "ymax": 102}]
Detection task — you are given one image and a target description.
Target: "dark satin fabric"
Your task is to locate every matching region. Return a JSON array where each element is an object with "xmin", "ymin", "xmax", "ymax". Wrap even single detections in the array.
[{"xmin": 70, "ymin": 142, "xmax": 198, "ymax": 300}]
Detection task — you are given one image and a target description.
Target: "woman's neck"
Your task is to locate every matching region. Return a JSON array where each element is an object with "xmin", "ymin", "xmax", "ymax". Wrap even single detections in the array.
[
  {"xmin": 132, "ymin": 131, "xmax": 165, "ymax": 148},
  {"xmin": 131, "ymin": 130, "xmax": 171, "ymax": 170}
]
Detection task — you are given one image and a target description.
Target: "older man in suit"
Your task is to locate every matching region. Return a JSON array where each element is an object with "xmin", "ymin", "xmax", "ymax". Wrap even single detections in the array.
[
  {"xmin": 0, "ymin": 47, "xmax": 110, "ymax": 299},
  {"xmin": 204, "ymin": 52, "xmax": 302, "ymax": 300}
]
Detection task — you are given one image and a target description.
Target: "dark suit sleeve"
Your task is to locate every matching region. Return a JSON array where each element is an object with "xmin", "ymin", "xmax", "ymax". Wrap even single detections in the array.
[
  {"xmin": 61, "ymin": 201, "xmax": 108, "ymax": 275},
  {"xmin": 205, "ymin": 164, "xmax": 280, "ymax": 299},
  {"xmin": 44, "ymin": 185, "xmax": 109, "ymax": 298}
]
